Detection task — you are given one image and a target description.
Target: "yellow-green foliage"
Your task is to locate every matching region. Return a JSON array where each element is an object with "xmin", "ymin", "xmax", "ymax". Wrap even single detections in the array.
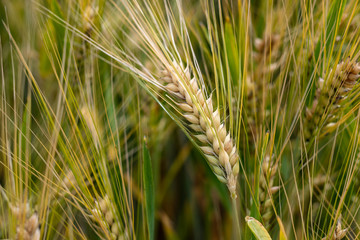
[{"xmin": 1, "ymin": 0, "xmax": 360, "ymax": 239}]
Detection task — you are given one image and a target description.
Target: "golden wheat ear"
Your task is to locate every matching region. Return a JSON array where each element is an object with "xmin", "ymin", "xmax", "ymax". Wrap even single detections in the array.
[{"xmin": 160, "ymin": 61, "xmax": 240, "ymax": 199}]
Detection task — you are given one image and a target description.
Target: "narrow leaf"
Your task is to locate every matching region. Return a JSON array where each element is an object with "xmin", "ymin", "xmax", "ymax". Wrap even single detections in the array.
[
  {"xmin": 246, "ymin": 216, "xmax": 272, "ymax": 240},
  {"xmin": 143, "ymin": 138, "xmax": 155, "ymax": 240},
  {"xmin": 224, "ymin": 19, "xmax": 239, "ymax": 83},
  {"xmin": 277, "ymin": 217, "xmax": 288, "ymax": 240}
]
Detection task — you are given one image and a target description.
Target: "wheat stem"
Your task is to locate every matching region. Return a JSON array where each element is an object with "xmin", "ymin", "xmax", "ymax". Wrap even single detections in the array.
[{"xmin": 232, "ymin": 198, "xmax": 241, "ymax": 239}]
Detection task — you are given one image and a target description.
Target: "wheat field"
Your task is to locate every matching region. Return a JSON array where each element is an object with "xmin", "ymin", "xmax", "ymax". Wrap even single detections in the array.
[{"xmin": 1, "ymin": 0, "xmax": 360, "ymax": 239}]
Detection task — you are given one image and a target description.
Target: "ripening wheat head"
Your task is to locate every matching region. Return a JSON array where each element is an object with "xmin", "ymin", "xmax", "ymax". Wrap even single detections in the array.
[
  {"xmin": 74, "ymin": 0, "xmax": 242, "ymax": 199},
  {"xmin": 304, "ymin": 59, "xmax": 360, "ymax": 142},
  {"xmin": 92, "ymin": 195, "xmax": 127, "ymax": 240},
  {"xmin": 160, "ymin": 60, "xmax": 240, "ymax": 198}
]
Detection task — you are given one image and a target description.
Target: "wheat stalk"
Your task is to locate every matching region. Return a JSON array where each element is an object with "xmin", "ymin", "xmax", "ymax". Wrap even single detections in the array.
[
  {"xmin": 305, "ymin": 60, "xmax": 360, "ymax": 142},
  {"xmin": 160, "ymin": 61, "xmax": 240, "ymax": 199}
]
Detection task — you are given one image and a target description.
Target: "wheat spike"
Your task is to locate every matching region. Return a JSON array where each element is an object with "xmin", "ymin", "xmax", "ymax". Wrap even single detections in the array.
[
  {"xmin": 11, "ymin": 203, "xmax": 40, "ymax": 240},
  {"xmin": 92, "ymin": 195, "xmax": 127, "ymax": 240},
  {"xmin": 254, "ymin": 34, "xmax": 281, "ymax": 62},
  {"xmin": 322, "ymin": 216, "xmax": 348, "ymax": 240},
  {"xmin": 259, "ymin": 155, "xmax": 279, "ymax": 228},
  {"xmin": 160, "ymin": 61, "xmax": 240, "ymax": 199},
  {"xmin": 245, "ymin": 34, "xmax": 281, "ymax": 144},
  {"xmin": 305, "ymin": 60, "xmax": 360, "ymax": 141}
]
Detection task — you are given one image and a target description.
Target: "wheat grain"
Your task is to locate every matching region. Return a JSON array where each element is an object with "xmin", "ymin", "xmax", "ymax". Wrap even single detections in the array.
[
  {"xmin": 254, "ymin": 34, "xmax": 281, "ymax": 63},
  {"xmin": 92, "ymin": 195, "xmax": 127, "ymax": 240},
  {"xmin": 11, "ymin": 203, "xmax": 40, "ymax": 240},
  {"xmin": 160, "ymin": 61, "xmax": 240, "ymax": 199},
  {"xmin": 82, "ymin": 5, "xmax": 98, "ymax": 37}
]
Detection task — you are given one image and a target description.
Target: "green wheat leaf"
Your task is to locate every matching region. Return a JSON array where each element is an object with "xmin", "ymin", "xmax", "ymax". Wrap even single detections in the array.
[{"xmin": 143, "ymin": 138, "xmax": 155, "ymax": 240}]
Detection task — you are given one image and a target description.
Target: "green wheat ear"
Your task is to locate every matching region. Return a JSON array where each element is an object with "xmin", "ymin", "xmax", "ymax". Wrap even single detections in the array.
[
  {"xmin": 304, "ymin": 59, "xmax": 360, "ymax": 142},
  {"xmin": 259, "ymin": 155, "xmax": 280, "ymax": 228},
  {"xmin": 91, "ymin": 195, "xmax": 127, "ymax": 240}
]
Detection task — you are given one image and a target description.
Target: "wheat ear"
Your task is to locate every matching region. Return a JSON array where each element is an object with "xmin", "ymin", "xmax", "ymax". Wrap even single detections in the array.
[
  {"xmin": 92, "ymin": 195, "xmax": 126, "ymax": 240},
  {"xmin": 304, "ymin": 60, "xmax": 360, "ymax": 141},
  {"xmin": 245, "ymin": 34, "xmax": 281, "ymax": 143},
  {"xmin": 82, "ymin": 5, "xmax": 98, "ymax": 37},
  {"xmin": 259, "ymin": 155, "xmax": 280, "ymax": 228},
  {"xmin": 11, "ymin": 203, "xmax": 40, "ymax": 240},
  {"xmin": 322, "ymin": 215, "xmax": 348, "ymax": 240},
  {"xmin": 254, "ymin": 34, "xmax": 281, "ymax": 63},
  {"xmin": 160, "ymin": 61, "xmax": 240, "ymax": 199}
]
